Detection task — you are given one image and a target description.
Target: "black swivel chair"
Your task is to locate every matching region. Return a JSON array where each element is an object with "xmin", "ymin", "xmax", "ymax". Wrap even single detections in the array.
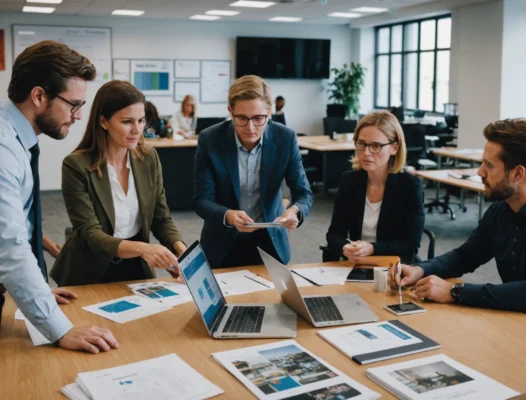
[
  {"xmin": 271, "ymin": 114, "xmax": 286, "ymax": 126},
  {"xmin": 323, "ymin": 118, "xmax": 358, "ymax": 135},
  {"xmin": 195, "ymin": 117, "xmax": 226, "ymax": 134},
  {"xmin": 401, "ymin": 123, "xmax": 427, "ymax": 168}
]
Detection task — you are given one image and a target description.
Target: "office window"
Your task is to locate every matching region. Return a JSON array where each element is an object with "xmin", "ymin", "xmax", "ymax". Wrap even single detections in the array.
[{"xmin": 374, "ymin": 15, "xmax": 451, "ymax": 113}]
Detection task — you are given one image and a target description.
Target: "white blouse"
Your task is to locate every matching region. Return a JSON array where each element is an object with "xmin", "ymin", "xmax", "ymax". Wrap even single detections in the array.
[
  {"xmin": 361, "ymin": 197, "xmax": 382, "ymax": 243},
  {"xmin": 174, "ymin": 110, "xmax": 194, "ymax": 137},
  {"xmin": 107, "ymin": 152, "xmax": 142, "ymax": 239}
]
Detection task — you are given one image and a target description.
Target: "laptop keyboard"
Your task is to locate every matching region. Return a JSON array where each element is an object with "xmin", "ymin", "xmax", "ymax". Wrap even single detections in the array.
[
  {"xmin": 304, "ymin": 296, "xmax": 344, "ymax": 323},
  {"xmin": 223, "ymin": 306, "xmax": 265, "ymax": 333}
]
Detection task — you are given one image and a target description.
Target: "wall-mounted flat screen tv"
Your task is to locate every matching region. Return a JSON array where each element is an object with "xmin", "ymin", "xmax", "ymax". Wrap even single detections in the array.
[{"xmin": 236, "ymin": 36, "xmax": 331, "ymax": 79}]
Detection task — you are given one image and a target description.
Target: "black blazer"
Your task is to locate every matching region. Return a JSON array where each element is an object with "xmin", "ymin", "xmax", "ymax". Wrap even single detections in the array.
[{"xmin": 326, "ymin": 169, "xmax": 424, "ymax": 264}]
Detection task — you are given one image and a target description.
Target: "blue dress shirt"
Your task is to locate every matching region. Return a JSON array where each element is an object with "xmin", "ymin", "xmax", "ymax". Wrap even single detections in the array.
[
  {"xmin": 0, "ymin": 99, "xmax": 73, "ymax": 342},
  {"xmin": 235, "ymin": 133, "xmax": 263, "ymax": 222}
]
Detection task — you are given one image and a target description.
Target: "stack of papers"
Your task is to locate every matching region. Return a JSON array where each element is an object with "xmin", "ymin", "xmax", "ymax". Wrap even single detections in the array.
[
  {"xmin": 15, "ymin": 309, "xmax": 50, "ymax": 346},
  {"xmin": 82, "ymin": 295, "xmax": 171, "ymax": 323},
  {"xmin": 128, "ymin": 281, "xmax": 193, "ymax": 307},
  {"xmin": 61, "ymin": 354, "xmax": 223, "ymax": 400},
  {"xmin": 366, "ymin": 354, "xmax": 519, "ymax": 400},
  {"xmin": 291, "ymin": 267, "xmax": 352, "ymax": 286},
  {"xmin": 215, "ymin": 270, "xmax": 274, "ymax": 296},
  {"xmin": 318, "ymin": 320, "xmax": 440, "ymax": 365},
  {"xmin": 212, "ymin": 339, "xmax": 380, "ymax": 399}
]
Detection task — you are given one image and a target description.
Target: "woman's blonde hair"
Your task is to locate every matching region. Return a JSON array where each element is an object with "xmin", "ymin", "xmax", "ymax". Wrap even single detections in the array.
[
  {"xmin": 228, "ymin": 75, "xmax": 272, "ymax": 109},
  {"xmin": 73, "ymin": 80, "xmax": 147, "ymax": 177},
  {"xmin": 351, "ymin": 111, "xmax": 407, "ymax": 173},
  {"xmin": 180, "ymin": 94, "xmax": 197, "ymax": 118}
]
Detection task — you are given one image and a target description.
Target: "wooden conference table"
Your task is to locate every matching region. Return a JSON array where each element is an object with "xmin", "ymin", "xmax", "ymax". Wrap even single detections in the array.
[
  {"xmin": 2, "ymin": 257, "xmax": 525, "ymax": 399},
  {"xmin": 297, "ymin": 135, "xmax": 356, "ymax": 196},
  {"xmin": 145, "ymin": 137, "xmax": 198, "ymax": 210}
]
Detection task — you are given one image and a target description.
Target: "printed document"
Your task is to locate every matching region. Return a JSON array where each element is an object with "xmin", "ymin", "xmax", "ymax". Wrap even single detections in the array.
[
  {"xmin": 215, "ymin": 270, "xmax": 274, "ymax": 296},
  {"xmin": 291, "ymin": 267, "xmax": 352, "ymax": 286},
  {"xmin": 212, "ymin": 339, "xmax": 379, "ymax": 400},
  {"xmin": 83, "ymin": 295, "xmax": 171, "ymax": 323}
]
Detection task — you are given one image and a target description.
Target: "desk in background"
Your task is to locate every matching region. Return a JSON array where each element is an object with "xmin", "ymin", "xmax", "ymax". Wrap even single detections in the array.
[
  {"xmin": 433, "ymin": 147, "xmax": 483, "ymax": 167},
  {"xmin": 297, "ymin": 135, "xmax": 356, "ymax": 196},
  {"xmin": 145, "ymin": 137, "xmax": 198, "ymax": 209},
  {"xmin": 2, "ymin": 257, "xmax": 525, "ymax": 398}
]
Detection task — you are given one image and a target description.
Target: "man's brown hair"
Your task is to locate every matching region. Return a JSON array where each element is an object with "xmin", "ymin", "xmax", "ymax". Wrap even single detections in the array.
[
  {"xmin": 8, "ymin": 40, "xmax": 96, "ymax": 103},
  {"xmin": 483, "ymin": 119, "xmax": 526, "ymax": 171}
]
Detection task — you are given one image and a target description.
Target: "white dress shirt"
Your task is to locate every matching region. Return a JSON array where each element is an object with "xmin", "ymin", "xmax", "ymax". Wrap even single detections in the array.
[
  {"xmin": 107, "ymin": 152, "xmax": 142, "ymax": 239},
  {"xmin": 361, "ymin": 197, "xmax": 382, "ymax": 243}
]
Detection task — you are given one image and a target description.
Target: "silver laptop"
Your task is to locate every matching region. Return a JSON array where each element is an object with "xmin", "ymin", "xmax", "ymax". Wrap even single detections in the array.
[
  {"xmin": 178, "ymin": 241, "xmax": 297, "ymax": 339},
  {"xmin": 258, "ymin": 248, "xmax": 379, "ymax": 328}
]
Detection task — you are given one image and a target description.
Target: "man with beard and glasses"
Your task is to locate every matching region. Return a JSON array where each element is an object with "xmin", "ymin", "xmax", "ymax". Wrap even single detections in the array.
[
  {"xmin": 387, "ymin": 118, "xmax": 526, "ymax": 312},
  {"xmin": 0, "ymin": 40, "xmax": 119, "ymax": 353}
]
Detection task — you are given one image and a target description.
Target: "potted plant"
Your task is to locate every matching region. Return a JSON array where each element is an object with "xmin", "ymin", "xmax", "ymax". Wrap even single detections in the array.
[{"xmin": 327, "ymin": 62, "xmax": 366, "ymax": 119}]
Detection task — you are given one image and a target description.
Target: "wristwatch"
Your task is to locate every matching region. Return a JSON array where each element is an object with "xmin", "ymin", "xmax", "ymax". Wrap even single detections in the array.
[{"xmin": 450, "ymin": 283, "xmax": 464, "ymax": 304}]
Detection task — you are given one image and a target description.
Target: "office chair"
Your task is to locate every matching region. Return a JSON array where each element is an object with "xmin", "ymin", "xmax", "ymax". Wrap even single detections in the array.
[
  {"xmin": 401, "ymin": 123, "xmax": 427, "ymax": 168},
  {"xmin": 319, "ymin": 228, "xmax": 436, "ymax": 262},
  {"xmin": 323, "ymin": 118, "xmax": 357, "ymax": 135},
  {"xmin": 271, "ymin": 114, "xmax": 286, "ymax": 126},
  {"xmin": 390, "ymin": 105, "xmax": 404, "ymax": 122}
]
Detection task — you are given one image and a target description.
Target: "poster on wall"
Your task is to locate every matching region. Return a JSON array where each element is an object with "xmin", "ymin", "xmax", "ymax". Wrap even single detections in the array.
[
  {"xmin": 174, "ymin": 81, "xmax": 200, "ymax": 102},
  {"xmin": 0, "ymin": 30, "xmax": 5, "ymax": 71},
  {"xmin": 174, "ymin": 59, "xmax": 201, "ymax": 79},
  {"xmin": 131, "ymin": 59, "xmax": 173, "ymax": 96},
  {"xmin": 12, "ymin": 25, "xmax": 111, "ymax": 82},
  {"xmin": 201, "ymin": 60, "xmax": 231, "ymax": 103},
  {"xmin": 113, "ymin": 59, "xmax": 130, "ymax": 81}
]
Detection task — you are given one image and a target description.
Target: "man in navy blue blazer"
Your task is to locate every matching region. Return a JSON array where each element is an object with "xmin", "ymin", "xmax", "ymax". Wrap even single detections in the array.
[{"xmin": 193, "ymin": 75, "xmax": 313, "ymax": 268}]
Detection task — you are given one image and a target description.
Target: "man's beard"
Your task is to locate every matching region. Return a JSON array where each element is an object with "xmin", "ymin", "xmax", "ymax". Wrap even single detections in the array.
[
  {"xmin": 35, "ymin": 106, "xmax": 70, "ymax": 140},
  {"xmin": 483, "ymin": 176, "xmax": 515, "ymax": 201}
]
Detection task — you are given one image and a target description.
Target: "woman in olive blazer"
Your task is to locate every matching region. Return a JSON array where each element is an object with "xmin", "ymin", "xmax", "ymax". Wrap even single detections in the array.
[{"xmin": 51, "ymin": 81, "xmax": 186, "ymax": 286}]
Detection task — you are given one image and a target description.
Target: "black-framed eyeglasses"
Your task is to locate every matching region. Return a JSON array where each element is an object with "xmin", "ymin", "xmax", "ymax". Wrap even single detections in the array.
[
  {"xmin": 232, "ymin": 114, "xmax": 268, "ymax": 127},
  {"xmin": 56, "ymin": 94, "xmax": 86, "ymax": 114},
  {"xmin": 355, "ymin": 140, "xmax": 396, "ymax": 154}
]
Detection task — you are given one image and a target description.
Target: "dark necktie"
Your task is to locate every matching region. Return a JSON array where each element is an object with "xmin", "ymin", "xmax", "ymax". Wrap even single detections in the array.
[{"xmin": 29, "ymin": 143, "xmax": 48, "ymax": 282}]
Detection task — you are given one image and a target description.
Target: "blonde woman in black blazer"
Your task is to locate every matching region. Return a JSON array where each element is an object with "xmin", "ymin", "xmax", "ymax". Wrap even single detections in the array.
[{"xmin": 325, "ymin": 111, "xmax": 424, "ymax": 264}]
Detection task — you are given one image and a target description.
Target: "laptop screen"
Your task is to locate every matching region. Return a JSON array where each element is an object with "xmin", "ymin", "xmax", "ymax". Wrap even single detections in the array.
[{"xmin": 179, "ymin": 241, "xmax": 226, "ymax": 331}]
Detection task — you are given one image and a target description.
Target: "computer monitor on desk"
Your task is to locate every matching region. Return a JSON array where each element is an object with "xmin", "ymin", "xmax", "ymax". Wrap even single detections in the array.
[{"xmin": 196, "ymin": 117, "xmax": 227, "ymax": 134}]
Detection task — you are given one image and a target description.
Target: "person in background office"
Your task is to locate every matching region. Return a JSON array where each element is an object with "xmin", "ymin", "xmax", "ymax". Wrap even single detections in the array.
[
  {"xmin": 51, "ymin": 80, "xmax": 186, "ymax": 286},
  {"xmin": 193, "ymin": 75, "xmax": 313, "ymax": 268},
  {"xmin": 144, "ymin": 101, "xmax": 165, "ymax": 138},
  {"xmin": 174, "ymin": 94, "xmax": 197, "ymax": 137},
  {"xmin": 389, "ymin": 119, "xmax": 526, "ymax": 313},
  {"xmin": 0, "ymin": 40, "xmax": 118, "ymax": 353},
  {"xmin": 275, "ymin": 96, "xmax": 285, "ymax": 115},
  {"xmin": 326, "ymin": 111, "xmax": 424, "ymax": 264}
]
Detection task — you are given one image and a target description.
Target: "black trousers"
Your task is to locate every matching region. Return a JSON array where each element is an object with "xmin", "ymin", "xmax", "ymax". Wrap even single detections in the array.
[
  {"xmin": 220, "ymin": 229, "xmax": 283, "ymax": 268},
  {"xmin": 101, "ymin": 232, "xmax": 149, "ymax": 283}
]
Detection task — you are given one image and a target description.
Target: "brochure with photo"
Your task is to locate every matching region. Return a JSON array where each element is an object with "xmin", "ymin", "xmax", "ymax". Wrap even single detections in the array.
[
  {"xmin": 212, "ymin": 340, "xmax": 380, "ymax": 400},
  {"xmin": 82, "ymin": 295, "xmax": 171, "ymax": 323},
  {"xmin": 128, "ymin": 281, "xmax": 193, "ymax": 307},
  {"xmin": 366, "ymin": 354, "xmax": 519, "ymax": 400},
  {"xmin": 319, "ymin": 320, "xmax": 440, "ymax": 365}
]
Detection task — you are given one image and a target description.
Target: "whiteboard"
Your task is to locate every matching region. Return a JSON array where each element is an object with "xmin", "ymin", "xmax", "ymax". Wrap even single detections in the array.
[
  {"xmin": 201, "ymin": 60, "xmax": 231, "ymax": 103},
  {"xmin": 113, "ymin": 59, "xmax": 130, "ymax": 81},
  {"xmin": 174, "ymin": 59, "xmax": 200, "ymax": 79},
  {"xmin": 174, "ymin": 81, "xmax": 200, "ymax": 102},
  {"xmin": 13, "ymin": 25, "xmax": 112, "ymax": 83}
]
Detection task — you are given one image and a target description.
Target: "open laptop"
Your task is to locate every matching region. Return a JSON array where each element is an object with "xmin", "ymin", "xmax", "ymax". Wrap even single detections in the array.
[
  {"xmin": 178, "ymin": 241, "xmax": 297, "ymax": 339},
  {"xmin": 258, "ymin": 248, "xmax": 379, "ymax": 328}
]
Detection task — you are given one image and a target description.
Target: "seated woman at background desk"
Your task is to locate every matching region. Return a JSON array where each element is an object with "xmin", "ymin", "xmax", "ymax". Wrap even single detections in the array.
[
  {"xmin": 325, "ymin": 111, "xmax": 424, "ymax": 264},
  {"xmin": 51, "ymin": 80, "xmax": 186, "ymax": 286},
  {"xmin": 144, "ymin": 101, "xmax": 165, "ymax": 138},
  {"xmin": 173, "ymin": 94, "xmax": 197, "ymax": 137}
]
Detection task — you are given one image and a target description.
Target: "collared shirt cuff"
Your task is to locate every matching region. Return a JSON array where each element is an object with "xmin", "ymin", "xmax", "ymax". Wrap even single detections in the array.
[
  {"xmin": 37, "ymin": 307, "xmax": 74, "ymax": 343},
  {"xmin": 290, "ymin": 204, "xmax": 302, "ymax": 221},
  {"xmin": 223, "ymin": 211, "xmax": 234, "ymax": 228}
]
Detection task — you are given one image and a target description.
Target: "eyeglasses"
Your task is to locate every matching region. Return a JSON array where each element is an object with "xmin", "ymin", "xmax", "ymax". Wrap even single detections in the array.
[
  {"xmin": 355, "ymin": 140, "xmax": 396, "ymax": 154},
  {"xmin": 56, "ymin": 94, "xmax": 86, "ymax": 114},
  {"xmin": 232, "ymin": 114, "xmax": 268, "ymax": 127}
]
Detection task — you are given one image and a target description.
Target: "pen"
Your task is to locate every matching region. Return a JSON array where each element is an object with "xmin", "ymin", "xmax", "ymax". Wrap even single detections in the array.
[
  {"xmin": 397, "ymin": 262, "xmax": 402, "ymax": 305},
  {"xmin": 244, "ymin": 275, "xmax": 271, "ymax": 289}
]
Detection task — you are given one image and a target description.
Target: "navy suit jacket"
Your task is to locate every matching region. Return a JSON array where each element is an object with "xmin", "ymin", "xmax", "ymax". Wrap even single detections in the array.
[
  {"xmin": 326, "ymin": 170, "xmax": 424, "ymax": 264},
  {"xmin": 193, "ymin": 120, "xmax": 313, "ymax": 267}
]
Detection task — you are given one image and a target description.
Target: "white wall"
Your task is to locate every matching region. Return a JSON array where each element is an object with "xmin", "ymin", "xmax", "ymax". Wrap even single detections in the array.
[
  {"xmin": 499, "ymin": 0, "xmax": 526, "ymax": 120},
  {"xmin": 0, "ymin": 12, "xmax": 352, "ymax": 190},
  {"xmin": 453, "ymin": 0, "xmax": 503, "ymax": 148}
]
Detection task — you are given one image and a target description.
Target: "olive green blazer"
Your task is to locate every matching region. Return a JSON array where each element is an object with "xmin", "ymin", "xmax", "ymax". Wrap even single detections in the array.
[{"xmin": 50, "ymin": 147, "xmax": 183, "ymax": 286}]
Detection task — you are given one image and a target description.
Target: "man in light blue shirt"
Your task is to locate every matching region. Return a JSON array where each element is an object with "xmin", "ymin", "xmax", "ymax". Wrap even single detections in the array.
[{"xmin": 0, "ymin": 40, "xmax": 118, "ymax": 353}]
